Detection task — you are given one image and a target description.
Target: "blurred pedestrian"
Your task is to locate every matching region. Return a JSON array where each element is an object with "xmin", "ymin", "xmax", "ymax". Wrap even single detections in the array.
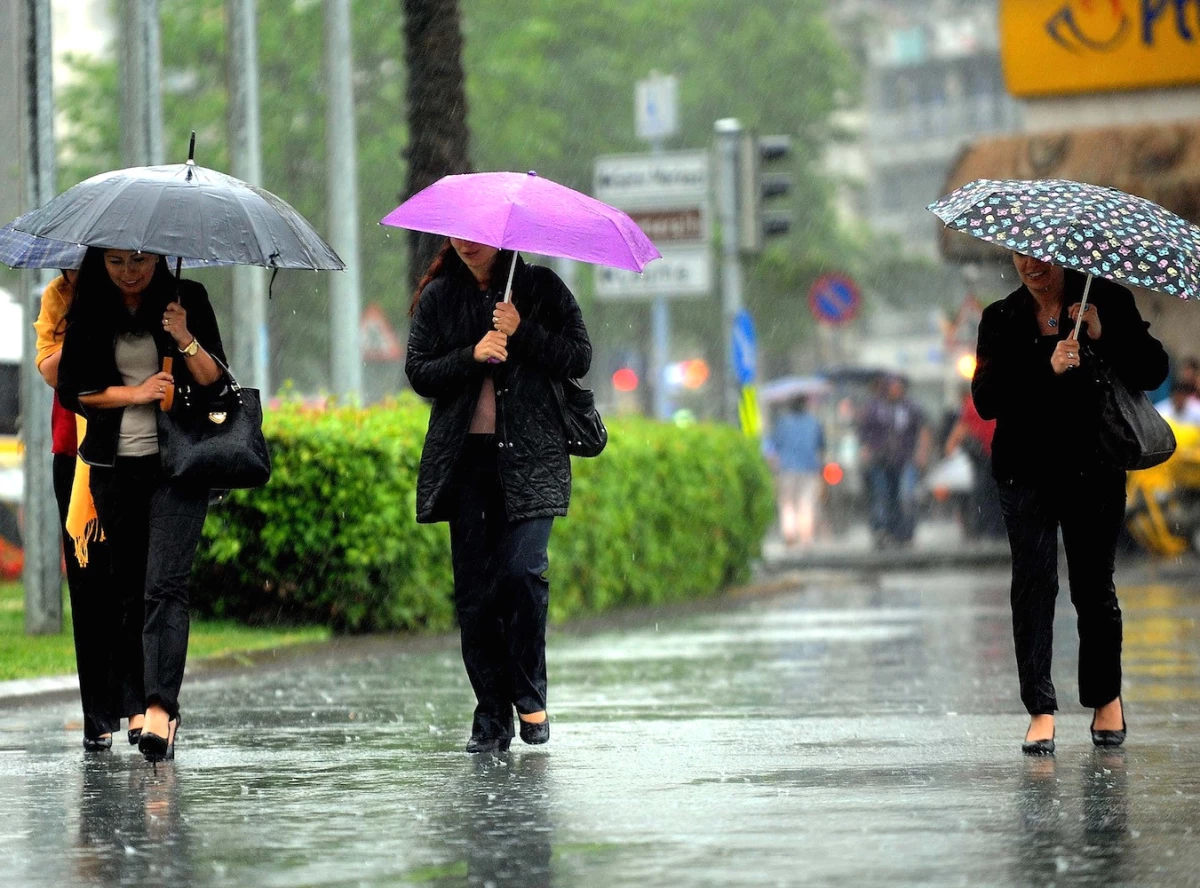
[
  {"xmin": 1179, "ymin": 356, "xmax": 1200, "ymax": 397},
  {"xmin": 766, "ymin": 395, "xmax": 825, "ymax": 547},
  {"xmin": 33, "ymin": 268, "xmax": 121, "ymax": 751},
  {"xmin": 406, "ymin": 238, "xmax": 591, "ymax": 753},
  {"xmin": 943, "ymin": 387, "xmax": 1004, "ymax": 539},
  {"xmin": 973, "ymin": 251, "xmax": 1167, "ymax": 755},
  {"xmin": 1154, "ymin": 382, "xmax": 1200, "ymax": 425},
  {"xmin": 856, "ymin": 375, "xmax": 931, "ymax": 547},
  {"xmin": 58, "ymin": 247, "xmax": 226, "ymax": 762}
]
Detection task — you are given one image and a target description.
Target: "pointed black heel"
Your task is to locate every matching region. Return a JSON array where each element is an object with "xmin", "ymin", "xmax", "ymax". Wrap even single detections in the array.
[
  {"xmin": 519, "ymin": 716, "xmax": 550, "ymax": 746},
  {"xmin": 139, "ymin": 717, "xmax": 180, "ymax": 762},
  {"xmin": 1022, "ymin": 719, "xmax": 1055, "ymax": 756},
  {"xmin": 1091, "ymin": 701, "xmax": 1126, "ymax": 748},
  {"xmin": 465, "ymin": 735, "xmax": 511, "ymax": 754}
]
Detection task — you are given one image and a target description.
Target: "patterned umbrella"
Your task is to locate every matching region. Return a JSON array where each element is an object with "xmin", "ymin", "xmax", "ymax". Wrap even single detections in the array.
[{"xmin": 928, "ymin": 179, "xmax": 1200, "ymax": 334}]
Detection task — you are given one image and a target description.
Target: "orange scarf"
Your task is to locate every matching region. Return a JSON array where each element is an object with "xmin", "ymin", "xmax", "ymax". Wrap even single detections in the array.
[{"xmin": 34, "ymin": 275, "xmax": 104, "ymax": 566}]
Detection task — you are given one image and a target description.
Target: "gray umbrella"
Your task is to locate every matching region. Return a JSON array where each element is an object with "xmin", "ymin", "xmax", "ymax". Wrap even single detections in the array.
[
  {"xmin": 0, "ymin": 224, "xmax": 238, "ymax": 271},
  {"xmin": 7, "ymin": 153, "xmax": 343, "ymax": 271}
]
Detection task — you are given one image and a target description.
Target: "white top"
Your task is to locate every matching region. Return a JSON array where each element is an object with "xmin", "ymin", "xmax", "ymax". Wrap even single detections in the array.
[
  {"xmin": 1154, "ymin": 396, "xmax": 1200, "ymax": 426},
  {"xmin": 115, "ymin": 331, "xmax": 160, "ymax": 457}
]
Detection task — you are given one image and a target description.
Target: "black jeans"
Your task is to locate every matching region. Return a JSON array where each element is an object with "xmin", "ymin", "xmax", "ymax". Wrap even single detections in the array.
[
  {"xmin": 90, "ymin": 456, "xmax": 208, "ymax": 721},
  {"xmin": 866, "ymin": 463, "xmax": 914, "ymax": 542},
  {"xmin": 448, "ymin": 435, "xmax": 554, "ymax": 742},
  {"xmin": 998, "ymin": 470, "xmax": 1126, "ymax": 714},
  {"xmin": 53, "ymin": 453, "xmax": 119, "ymax": 739}
]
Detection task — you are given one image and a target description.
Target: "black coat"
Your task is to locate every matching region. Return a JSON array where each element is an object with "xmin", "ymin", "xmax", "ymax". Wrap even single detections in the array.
[
  {"xmin": 58, "ymin": 279, "xmax": 227, "ymax": 468},
  {"xmin": 972, "ymin": 270, "xmax": 1168, "ymax": 483},
  {"xmin": 406, "ymin": 257, "xmax": 591, "ymax": 523}
]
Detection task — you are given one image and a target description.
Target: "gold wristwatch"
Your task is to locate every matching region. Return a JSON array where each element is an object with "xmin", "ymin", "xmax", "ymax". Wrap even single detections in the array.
[{"xmin": 180, "ymin": 338, "xmax": 201, "ymax": 358}]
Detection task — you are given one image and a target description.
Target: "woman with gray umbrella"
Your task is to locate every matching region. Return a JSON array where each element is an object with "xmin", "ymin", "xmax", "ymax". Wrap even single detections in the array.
[
  {"xmin": 58, "ymin": 247, "xmax": 225, "ymax": 762},
  {"xmin": 973, "ymin": 251, "xmax": 1167, "ymax": 755}
]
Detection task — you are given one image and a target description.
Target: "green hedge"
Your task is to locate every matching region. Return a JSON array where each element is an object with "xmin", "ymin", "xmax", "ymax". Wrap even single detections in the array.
[{"xmin": 192, "ymin": 396, "xmax": 774, "ymax": 632}]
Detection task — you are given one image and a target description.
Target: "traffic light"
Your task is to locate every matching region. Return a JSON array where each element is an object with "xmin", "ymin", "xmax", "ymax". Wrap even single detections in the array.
[{"xmin": 737, "ymin": 132, "xmax": 793, "ymax": 254}]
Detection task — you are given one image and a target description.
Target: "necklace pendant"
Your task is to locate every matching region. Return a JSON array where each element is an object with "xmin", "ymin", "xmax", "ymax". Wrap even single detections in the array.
[{"xmin": 1047, "ymin": 317, "xmax": 1057, "ymax": 328}]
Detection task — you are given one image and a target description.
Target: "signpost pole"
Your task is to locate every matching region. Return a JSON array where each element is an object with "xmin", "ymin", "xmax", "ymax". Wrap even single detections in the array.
[{"xmin": 714, "ymin": 118, "xmax": 745, "ymax": 426}]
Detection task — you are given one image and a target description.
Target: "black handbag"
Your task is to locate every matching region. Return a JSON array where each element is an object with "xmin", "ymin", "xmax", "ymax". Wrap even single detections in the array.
[
  {"xmin": 551, "ymin": 377, "xmax": 607, "ymax": 458},
  {"xmin": 157, "ymin": 355, "xmax": 272, "ymax": 490},
  {"xmin": 1085, "ymin": 345, "xmax": 1176, "ymax": 471}
]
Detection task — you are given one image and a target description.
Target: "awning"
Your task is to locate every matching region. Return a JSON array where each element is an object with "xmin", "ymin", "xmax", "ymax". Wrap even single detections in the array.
[{"xmin": 938, "ymin": 120, "xmax": 1200, "ymax": 262}]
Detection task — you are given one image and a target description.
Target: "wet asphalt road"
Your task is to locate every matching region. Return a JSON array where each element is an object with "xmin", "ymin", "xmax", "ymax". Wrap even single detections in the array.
[{"xmin": 1, "ymin": 565, "xmax": 1199, "ymax": 887}]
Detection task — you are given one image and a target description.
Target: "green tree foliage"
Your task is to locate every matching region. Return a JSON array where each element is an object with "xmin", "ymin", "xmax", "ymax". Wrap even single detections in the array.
[{"xmin": 56, "ymin": 0, "xmax": 856, "ymax": 389}]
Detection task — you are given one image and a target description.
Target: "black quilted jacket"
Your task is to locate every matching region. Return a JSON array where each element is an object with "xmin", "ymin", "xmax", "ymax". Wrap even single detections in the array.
[{"xmin": 405, "ymin": 257, "xmax": 592, "ymax": 523}]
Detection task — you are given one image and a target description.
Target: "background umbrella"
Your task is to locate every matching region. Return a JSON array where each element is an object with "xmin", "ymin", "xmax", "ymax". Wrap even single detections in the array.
[
  {"xmin": 7, "ymin": 135, "xmax": 343, "ymax": 271},
  {"xmin": 928, "ymin": 178, "xmax": 1200, "ymax": 338},
  {"xmin": 381, "ymin": 170, "xmax": 660, "ymax": 303}
]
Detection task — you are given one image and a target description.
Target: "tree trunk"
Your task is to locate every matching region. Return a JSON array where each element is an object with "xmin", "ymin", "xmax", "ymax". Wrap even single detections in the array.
[{"xmin": 402, "ymin": 0, "xmax": 471, "ymax": 289}]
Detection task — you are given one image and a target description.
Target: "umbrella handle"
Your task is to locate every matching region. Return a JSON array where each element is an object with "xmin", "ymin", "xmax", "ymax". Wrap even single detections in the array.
[
  {"xmin": 486, "ymin": 251, "xmax": 521, "ymax": 364},
  {"xmin": 160, "ymin": 357, "xmax": 175, "ymax": 412},
  {"xmin": 1071, "ymin": 273, "xmax": 1094, "ymax": 341}
]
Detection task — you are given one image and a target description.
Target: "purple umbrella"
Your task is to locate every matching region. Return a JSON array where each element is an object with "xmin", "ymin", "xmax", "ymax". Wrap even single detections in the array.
[{"xmin": 381, "ymin": 170, "xmax": 661, "ymax": 302}]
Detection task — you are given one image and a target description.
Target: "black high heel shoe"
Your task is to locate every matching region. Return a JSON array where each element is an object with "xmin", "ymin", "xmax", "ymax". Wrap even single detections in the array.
[
  {"xmin": 128, "ymin": 728, "xmax": 142, "ymax": 746},
  {"xmin": 139, "ymin": 718, "xmax": 180, "ymax": 762},
  {"xmin": 465, "ymin": 735, "xmax": 511, "ymax": 754},
  {"xmin": 519, "ymin": 716, "xmax": 550, "ymax": 746},
  {"xmin": 1022, "ymin": 721, "xmax": 1055, "ymax": 756},
  {"xmin": 1091, "ymin": 702, "xmax": 1126, "ymax": 748},
  {"xmin": 82, "ymin": 735, "xmax": 113, "ymax": 752}
]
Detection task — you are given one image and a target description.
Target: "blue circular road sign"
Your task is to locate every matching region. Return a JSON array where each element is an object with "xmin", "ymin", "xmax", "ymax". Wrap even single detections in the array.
[{"xmin": 808, "ymin": 274, "xmax": 861, "ymax": 326}]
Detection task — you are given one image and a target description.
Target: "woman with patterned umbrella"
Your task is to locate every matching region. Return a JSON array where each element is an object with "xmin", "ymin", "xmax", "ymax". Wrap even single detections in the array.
[{"xmin": 928, "ymin": 179, "xmax": 1199, "ymax": 755}]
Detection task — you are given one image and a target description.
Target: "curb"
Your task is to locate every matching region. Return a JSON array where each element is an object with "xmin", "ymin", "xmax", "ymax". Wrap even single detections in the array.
[{"xmin": 759, "ymin": 543, "xmax": 1012, "ymax": 573}]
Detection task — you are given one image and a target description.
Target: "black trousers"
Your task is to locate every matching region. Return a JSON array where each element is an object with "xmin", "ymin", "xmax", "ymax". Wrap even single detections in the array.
[
  {"xmin": 90, "ymin": 456, "xmax": 208, "ymax": 721},
  {"xmin": 448, "ymin": 435, "xmax": 554, "ymax": 742},
  {"xmin": 998, "ymin": 470, "xmax": 1126, "ymax": 714},
  {"xmin": 53, "ymin": 454, "xmax": 119, "ymax": 739}
]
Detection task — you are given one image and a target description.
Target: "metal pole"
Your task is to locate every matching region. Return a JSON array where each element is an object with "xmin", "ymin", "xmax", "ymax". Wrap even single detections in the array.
[
  {"xmin": 119, "ymin": 0, "xmax": 148, "ymax": 166},
  {"xmin": 323, "ymin": 0, "xmax": 363, "ymax": 400},
  {"xmin": 21, "ymin": 0, "xmax": 61, "ymax": 634},
  {"xmin": 226, "ymin": 0, "xmax": 269, "ymax": 392},
  {"xmin": 143, "ymin": 0, "xmax": 163, "ymax": 164},
  {"xmin": 714, "ymin": 118, "xmax": 745, "ymax": 425},
  {"xmin": 648, "ymin": 137, "xmax": 671, "ymax": 421}
]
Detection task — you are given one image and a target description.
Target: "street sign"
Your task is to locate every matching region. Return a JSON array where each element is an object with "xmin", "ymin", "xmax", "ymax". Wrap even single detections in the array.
[
  {"xmin": 594, "ymin": 151, "xmax": 709, "ymax": 205},
  {"xmin": 594, "ymin": 150, "xmax": 712, "ymax": 302},
  {"xmin": 635, "ymin": 72, "xmax": 679, "ymax": 142},
  {"xmin": 731, "ymin": 309, "xmax": 758, "ymax": 385},
  {"xmin": 594, "ymin": 245, "xmax": 711, "ymax": 299},
  {"xmin": 360, "ymin": 304, "xmax": 403, "ymax": 362},
  {"xmin": 808, "ymin": 273, "xmax": 861, "ymax": 326}
]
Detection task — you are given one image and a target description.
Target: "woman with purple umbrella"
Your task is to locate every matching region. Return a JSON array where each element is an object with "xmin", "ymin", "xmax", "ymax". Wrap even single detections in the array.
[{"xmin": 406, "ymin": 237, "xmax": 591, "ymax": 753}]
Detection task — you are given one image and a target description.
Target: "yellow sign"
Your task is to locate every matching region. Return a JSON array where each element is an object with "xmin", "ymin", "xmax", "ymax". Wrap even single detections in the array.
[
  {"xmin": 1000, "ymin": 0, "xmax": 1200, "ymax": 97},
  {"xmin": 738, "ymin": 386, "xmax": 762, "ymax": 438}
]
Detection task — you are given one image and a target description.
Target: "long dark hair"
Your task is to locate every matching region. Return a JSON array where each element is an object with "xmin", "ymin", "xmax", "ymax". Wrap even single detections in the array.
[
  {"xmin": 409, "ymin": 240, "xmax": 514, "ymax": 316},
  {"xmin": 65, "ymin": 247, "xmax": 176, "ymax": 334}
]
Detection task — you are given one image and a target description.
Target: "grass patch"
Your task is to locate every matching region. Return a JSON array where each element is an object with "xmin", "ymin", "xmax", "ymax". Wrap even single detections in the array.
[{"xmin": 0, "ymin": 581, "xmax": 330, "ymax": 682}]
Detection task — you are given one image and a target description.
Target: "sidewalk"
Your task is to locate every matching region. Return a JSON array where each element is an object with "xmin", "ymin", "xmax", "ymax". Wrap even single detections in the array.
[{"xmin": 759, "ymin": 518, "xmax": 1011, "ymax": 573}]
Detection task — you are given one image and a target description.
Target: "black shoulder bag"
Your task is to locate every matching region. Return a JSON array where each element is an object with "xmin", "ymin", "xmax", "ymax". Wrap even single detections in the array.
[
  {"xmin": 157, "ymin": 354, "xmax": 272, "ymax": 489},
  {"xmin": 1084, "ymin": 344, "xmax": 1176, "ymax": 471},
  {"xmin": 552, "ymin": 378, "xmax": 607, "ymax": 458}
]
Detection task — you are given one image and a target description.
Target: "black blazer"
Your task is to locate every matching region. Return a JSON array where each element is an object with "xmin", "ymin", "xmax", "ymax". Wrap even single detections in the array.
[
  {"xmin": 58, "ymin": 279, "xmax": 227, "ymax": 467},
  {"xmin": 972, "ymin": 270, "xmax": 1168, "ymax": 482},
  {"xmin": 405, "ymin": 257, "xmax": 591, "ymax": 523}
]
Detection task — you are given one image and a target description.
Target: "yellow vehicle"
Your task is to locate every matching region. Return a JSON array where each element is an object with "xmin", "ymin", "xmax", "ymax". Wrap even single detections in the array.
[{"xmin": 1126, "ymin": 422, "xmax": 1200, "ymax": 557}]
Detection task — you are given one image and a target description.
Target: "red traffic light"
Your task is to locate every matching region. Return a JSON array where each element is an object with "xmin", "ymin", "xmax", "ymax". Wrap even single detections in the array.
[{"xmin": 823, "ymin": 462, "xmax": 844, "ymax": 486}]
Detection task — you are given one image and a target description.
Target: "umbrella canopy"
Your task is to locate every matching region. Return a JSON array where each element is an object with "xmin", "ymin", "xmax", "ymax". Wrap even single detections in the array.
[
  {"xmin": 381, "ymin": 171, "xmax": 661, "ymax": 273},
  {"xmin": 0, "ymin": 224, "xmax": 237, "ymax": 271},
  {"xmin": 8, "ymin": 161, "xmax": 344, "ymax": 270},
  {"xmin": 928, "ymin": 178, "xmax": 1200, "ymax": 301}
]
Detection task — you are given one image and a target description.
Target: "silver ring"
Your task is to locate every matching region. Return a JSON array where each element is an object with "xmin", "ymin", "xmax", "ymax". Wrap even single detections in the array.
[{"xmin": 1068, "ymin": 352, "xmax": 1075, "ymax": 359}]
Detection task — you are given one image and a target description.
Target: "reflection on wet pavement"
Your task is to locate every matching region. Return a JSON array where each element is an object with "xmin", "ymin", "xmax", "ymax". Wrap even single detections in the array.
[{"xmin": 0, "ymin": 566, "xmax": 1198, "ymax": 886}]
